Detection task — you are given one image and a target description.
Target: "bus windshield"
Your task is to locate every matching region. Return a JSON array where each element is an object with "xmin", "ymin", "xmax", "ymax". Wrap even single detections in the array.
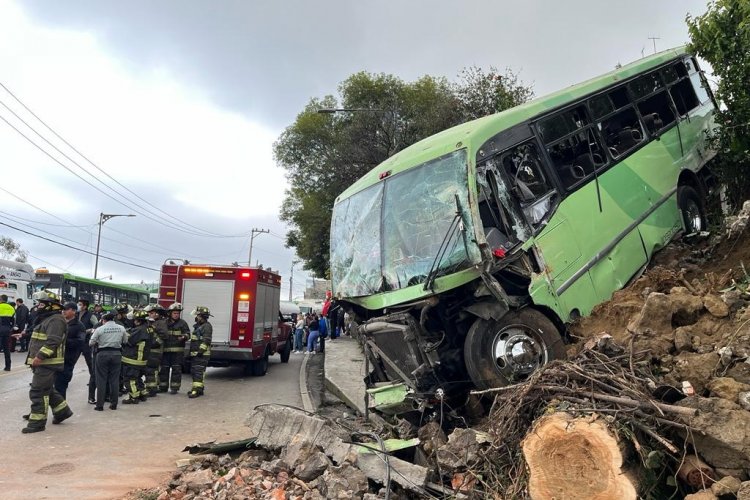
[{"xmin": 331, "ymin": 149, "xmax": 481, "ymax": 297}]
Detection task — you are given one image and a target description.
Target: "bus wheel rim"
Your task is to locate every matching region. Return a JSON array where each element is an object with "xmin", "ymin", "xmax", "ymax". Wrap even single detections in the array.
[
  {"xmin": 491, "ymin": 325, "xmax": 547, "ymax": 382},
  {"xmin": 685, "ymin": 199, "xmax": 702, "ymax": 232}
]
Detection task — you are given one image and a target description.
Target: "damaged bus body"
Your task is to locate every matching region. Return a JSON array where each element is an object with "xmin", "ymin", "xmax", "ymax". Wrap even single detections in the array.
[{"xmin": 330, "ymin": 47, "xmax": 717, "ymax": 411}]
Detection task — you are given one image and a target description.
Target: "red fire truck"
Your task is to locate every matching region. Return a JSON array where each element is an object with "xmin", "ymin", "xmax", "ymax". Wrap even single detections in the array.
[{"xmin": 158, "ymin": 260, "xmax": 293, "ymax": 376}]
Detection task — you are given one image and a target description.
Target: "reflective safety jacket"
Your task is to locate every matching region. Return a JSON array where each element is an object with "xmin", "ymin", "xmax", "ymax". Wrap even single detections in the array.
[
  {"xmin": 189, "ymin": 321, "xmax": 213, "ymax": 357},
  {"xmin": 149, "ymin": 318, "xmax": 168, "ymax": 356},
  {"xmin": 26, "ymin": 312, "xmax": 67, "ymax": 371},
  {"xmin": 122, "ymin": 324, "xmax": 150, "ymax": 367},
  {"xmin": 163, "ymin": 317, "xmax": 190, "ymax": 353}
]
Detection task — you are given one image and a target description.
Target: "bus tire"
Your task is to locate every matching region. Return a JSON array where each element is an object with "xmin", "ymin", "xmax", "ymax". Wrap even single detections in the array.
[
  {"xmin": 280, "ymin": 338, "xmax": 292, "ymax": 363},
  {"xmin": 678, "ymin": 185, "xmax": 707, "ymax": 235},
  {"xmin": 252, "ymin": 351, "xmax": 269, "ymax": 377},
  {"xmin": 464, "ymin": 308, "xmax": 565, "ymax": 391}
]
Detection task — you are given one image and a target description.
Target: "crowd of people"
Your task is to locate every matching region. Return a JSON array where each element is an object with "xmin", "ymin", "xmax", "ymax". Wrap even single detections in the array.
[
  {"xmin": 292, "ymin": 295, "xmax": 350, "ymax": 354},
  {"xmin": 0, "ymin": 291, "xmax": 214, "ymax": 434}
]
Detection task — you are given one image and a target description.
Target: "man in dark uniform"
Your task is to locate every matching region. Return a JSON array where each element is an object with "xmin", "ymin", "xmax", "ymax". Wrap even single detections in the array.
[
  {"xmin": 144, "ymin": 304, "xmax": 167, "ymax": 397},
  {"xmin": 0, "ymin": 294, "xmax": 14, "ymax": 370},
  {"xmin": 121, "ymin": 309, "xmax": 151, "ymax": 404},
  {"xmin": 114, "ymin": 304, "xmax": 133, "ymax": 328},
  {"xmin": 22, "ymin": 291, "xmax": 73, "ymax": 433},
  {"xmin": 187, "ymin": 306, "xmax": 213, "ymax": 399},
  {"xmin": 14, "ymin": 298, "xmax": 30, "ymax": 352},
  {"xmin": 53, "ymin": 303, "xmax": 85, "ymax": 398},
  {"xmin": 159, "ymin": 303, "xmax": 189, "ymax": 394},
  {"xmin": 77, "ymin": 298, "xmax": 96, "ymax": 377}
]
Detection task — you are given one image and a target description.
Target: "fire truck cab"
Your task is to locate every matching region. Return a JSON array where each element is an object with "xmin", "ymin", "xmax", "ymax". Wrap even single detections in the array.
[{"xmin": 158, "ymin": 261, "xmax": 292, "ymax": 376}]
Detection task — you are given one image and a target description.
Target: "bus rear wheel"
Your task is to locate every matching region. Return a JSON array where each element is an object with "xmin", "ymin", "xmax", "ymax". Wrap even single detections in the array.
[
  {"xmin": 678, "ymin": 185, "xmax": 707, "ymax": 235},
  {"xmin": 464, "ymin": 308, "xmax": 565, "ymax": 390}
]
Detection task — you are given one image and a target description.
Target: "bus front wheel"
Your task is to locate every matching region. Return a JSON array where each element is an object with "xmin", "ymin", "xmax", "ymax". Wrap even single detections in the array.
[
  {"xmin": 678, "ymin": 185, "xmax": 707, "ymax": 235},
  {"xmin": 464, "ymin": 308, "xmax": 565, "ymax": 390}
]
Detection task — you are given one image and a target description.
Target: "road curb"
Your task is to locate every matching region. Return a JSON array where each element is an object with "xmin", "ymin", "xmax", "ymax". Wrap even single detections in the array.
[{"xmin": 299, "ymin": 352, "xmax": 315, "ymax": 413}]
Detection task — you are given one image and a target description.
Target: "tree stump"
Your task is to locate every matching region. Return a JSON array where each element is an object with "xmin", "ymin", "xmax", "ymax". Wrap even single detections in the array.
[{"xmin": 522, "ymin": 413, "xmax": 637, "ymax": 500}]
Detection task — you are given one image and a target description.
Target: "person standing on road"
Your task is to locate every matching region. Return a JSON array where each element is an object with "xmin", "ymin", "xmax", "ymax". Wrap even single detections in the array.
[
  {"xmin": 306, "ymin": 314, "xmax": 320, "ymax": 355},
  {"xmin": 143, "ymin": 304, "xmax": 166, "ymax": 397},
  {"xmin": 293, "ymin": 316, "xmax": 305, "ymax": 353},
  {"xmin": 0, "ymin": 294, "xmax": 15, "ymax": 371},
  {"xmin": 13, "ymin": 298, "xmax": 30, "ymax": 352},
  {"xmin": 187, "ymin": 306, "xmax": 213, "ymax": 399},
  {"xmin": 22, "ymin": 291, "xmax": 73, "ymax": 434},
  {"xmin": 53, "ymin": 303, "xmax": 85, "ymax": 398},
  {"xmin": 89, "ymin": 313, "xmax": 127, "ymax": 411},
  {"xmin": 159, "ymin": 303, "xmax": 190, "ymax": 394},
  {"xmin": 77, "ymin": 298, "xmax": 96, "ymax": 377},
  {"xmin": 121, "ymin": 310, "xmax": 150, "ymax": 405}
]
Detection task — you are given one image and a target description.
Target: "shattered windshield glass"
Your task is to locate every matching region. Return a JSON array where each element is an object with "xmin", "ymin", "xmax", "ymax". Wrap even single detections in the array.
[{"xmin": 331, "ymin": 149, "xmax": 481, "ymax": 298}]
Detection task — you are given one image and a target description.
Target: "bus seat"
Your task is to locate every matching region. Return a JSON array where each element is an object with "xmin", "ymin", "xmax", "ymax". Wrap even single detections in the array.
[
  {"xmin": 617, "ymin": 128, "xmax": 641, "ymax": 150},
  {"xmin": 483, "ymin": 226, "xmax": 511, "ymax": 250}
]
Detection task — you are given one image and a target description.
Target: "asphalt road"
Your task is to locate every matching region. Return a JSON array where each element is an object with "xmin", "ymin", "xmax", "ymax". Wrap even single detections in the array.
[{"xmin": 0, "ymin": 349, "xmax": 304, "ymax": 500}]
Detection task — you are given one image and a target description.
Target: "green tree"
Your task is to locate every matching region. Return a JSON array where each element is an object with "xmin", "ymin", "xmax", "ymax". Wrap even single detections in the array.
[
  {"xmin": 275, "ymin": 69, "xmax": 533, "ymax": 277},
  {"xmin": 0, "ymin": 236, "xmax": 28, "ymax": 262},
  {"xmin": 687, "ymin": 0, "xmax": 750, "ymax": 207}
]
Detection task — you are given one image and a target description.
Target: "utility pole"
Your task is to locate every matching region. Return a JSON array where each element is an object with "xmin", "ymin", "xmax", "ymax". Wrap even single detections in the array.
[
  {"xmin": 648, "ymin": 36, "xmax": 660, "ymax": 54},
  {"xmin": 289, "ymin": 259, "xmax": 300, "ymax": 301},
  {"xmin": 247, "ymin": 228, "xmax": 269, "ymax": 267},
  {"xmin": 94, "ymin": 213, "xmax": 135, "ymax": 279}
]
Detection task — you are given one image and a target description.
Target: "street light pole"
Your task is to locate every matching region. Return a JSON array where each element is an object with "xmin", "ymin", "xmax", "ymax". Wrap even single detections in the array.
[
  {"xmin": 289, "ymin": 259, "xmax": 300, "ymax": 301},
  {"xmin": 94, "ymin": 213, "xmax": 135, "ymax": 279},
  {"xmin": 247, "ymin": 228, "xmax": 270, "ymax": 267}
]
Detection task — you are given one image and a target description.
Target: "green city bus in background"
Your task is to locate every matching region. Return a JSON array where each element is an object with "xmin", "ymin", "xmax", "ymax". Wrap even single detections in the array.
[
  {"xmin": 34, "ymin": 271, "xmax": 150, "ymax": 308},
  {"xmin": 330, "ymin": 47, "xmax": 717, "ymax": 401}
]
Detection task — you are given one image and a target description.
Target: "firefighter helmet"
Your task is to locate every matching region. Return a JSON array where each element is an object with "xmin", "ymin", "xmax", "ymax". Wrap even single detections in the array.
[
  {"xmin": 132, "ymin": 309, "xmax": 149, "ymax": 321},
  {"xmin": 115, "ymin": 303, "xmax": 130, "ymax": 314},
  {"xmin": 168, "ymin": 302, "xmax": 183, "ymax": 312},
  {"xmin": 32, "ymin": 290, "xmax": 61, "ymax": 304},
  {"xmin": 190, "ymin": 306, "xmax": 212, "ymax": 318}
]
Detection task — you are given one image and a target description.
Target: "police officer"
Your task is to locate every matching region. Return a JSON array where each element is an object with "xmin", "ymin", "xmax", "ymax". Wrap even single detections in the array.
[
  {"xmin": 121, "ymin": 310, "xmax": 150, "ymax": 404},
  {"xmin": 143, "ymin": 304, "xmax": 166, "ymax": 397},
  {"xmin": 22, "ymin": 291, "xmax": 73, "ymax": 433},
  {"xmin": 188, "ymin": 306, "xmax": 213, "ymax": 399},
  {"xmin": 159, "ymin": 303, "xmax": 189, "ymax": 394}
]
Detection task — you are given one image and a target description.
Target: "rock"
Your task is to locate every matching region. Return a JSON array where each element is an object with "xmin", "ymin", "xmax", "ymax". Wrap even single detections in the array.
[
  {"xmin": 238, "ymin": 449, "xmax": 269, "ymax": 466},
  {"xmin": 727, "ymin": 362, "xmax": 750, "ymax": 385},
  {"xmin": 738, "ymin": 481, "xmax": 750, "ymax": 499},
  {"xmin": 281, "ymin": 434, "xmax": 315, "ymax": 469},
  {"xmin": 260, "ymin": 459, "xmax": 289, "ymax": 475},
  {"xmin": 715, "ymin": 468, "xmax": 748, "ymax": 481},
  {"xmin": 294, "ymin": 451, "xmax": 330, "ymax": 482},
  {"xmin": 175, "ymin": 459, "xmax": 193, "ymax": 469},
  {"xmin": 436, "ymin": 428, "xmax": 491, "ymax": 470},
  {"xmin": 721, "ymin": 290, "xmax": 746, "ymax": 312},
  {"xmin": 318, "ymin": 463, "xmax": 368, "ymax": 499},
  {"xmin": 678, "ymin": 397, "xmax": 750, "ymax": 469},
  {"xmin": 704, "ymin": 294, "xmax": 730, "ymax": 318},
  {"xmin": 684, "ymin": 492, "xmax": 717, "ymax": 500},
  {"xmin": 182, "ymin": 469, "xmax": 214, "ymax": 491},
  {"xmin": 628, "ymin": 293, "xmax": 674, "ymax": 353},
  {"xmin": 276, "ymin": 470, "xmax": 289, "ymax": 484},
  {"xmin": 707, "ymin": 377, "xmax": 750, "ymax": 403},
  {"xmin": 157, "ymin": 492, "xmax": 169, "ymax": 500},
  {"xmin": 711, "ymin": 476, "xmax": 742, "ymax": 496},
  {"xmin": 671, "ymin": 289, "xmax": 705, "ymax": 326},
  {"xmin": 673, "ymin": 352, "xmax": 721, "ymax": 394},
  {"xmin": 417, "ymin": 421, "xmax": 447, "ymax": 456},
  {"xmin": 674, "ymin": 327, "xmax": 693, "ymax": 353}
]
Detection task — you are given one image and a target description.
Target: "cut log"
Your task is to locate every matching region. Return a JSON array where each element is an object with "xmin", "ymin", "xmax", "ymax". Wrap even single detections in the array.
[{"xmin": 522, "ymin": 413, "xmax": 637, "ymax": 500}]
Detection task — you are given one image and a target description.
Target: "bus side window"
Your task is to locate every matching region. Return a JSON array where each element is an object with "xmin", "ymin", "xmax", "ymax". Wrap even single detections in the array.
[
  {"xmin": 599, "ymin": 107, "xmax": 645, "ymax": 158},
  {"xmin": 501, "ymin": 142, "xmax": 554, "ymax": 226}
]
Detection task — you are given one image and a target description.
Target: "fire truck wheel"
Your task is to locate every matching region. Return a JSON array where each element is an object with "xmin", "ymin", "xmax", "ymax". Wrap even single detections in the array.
[
  {"xmin": 251, "ymin": 351, "xmax": 269, "ymax": 377},
  {"xmin": 280, "ymin": 338, "xmax": 292, "ymax": 363}
]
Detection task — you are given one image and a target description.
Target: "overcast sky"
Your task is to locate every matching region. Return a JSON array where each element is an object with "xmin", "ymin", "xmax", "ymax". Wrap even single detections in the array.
[{"xmin": 0, "ymin": 0, "xmax": 710, "ymax": 297}]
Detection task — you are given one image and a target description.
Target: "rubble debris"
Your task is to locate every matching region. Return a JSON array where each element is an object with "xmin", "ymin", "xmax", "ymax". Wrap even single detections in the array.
[
  {"xmin": 676, "ymin": 454, "xmax": 716, "ymax": 489},
  {"xmin": 711, "ymin": 475, "xmax": 742, "ymax": 496},
  {"xmin": 182, "ymin": 437, "xmax": 257, "ymax": 455}
]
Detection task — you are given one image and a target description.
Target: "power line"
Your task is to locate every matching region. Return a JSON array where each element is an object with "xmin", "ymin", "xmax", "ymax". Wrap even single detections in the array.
[
  {"xmin": 0, "ymin": 81, "xmax": 250, "ymax": 239},
  {"xmin": 0, "ymin": 220, "xmax": 159, "ymax": 272}
]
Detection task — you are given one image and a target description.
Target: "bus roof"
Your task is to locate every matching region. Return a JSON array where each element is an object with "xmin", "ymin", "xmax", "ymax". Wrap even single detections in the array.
[
  {"xmin": 58, "ymin": 273, "xmax": 152, "ymax": 295},
  {"xmin": 337, "ymin": 46, "xmax": 688, "ymax": 202}
]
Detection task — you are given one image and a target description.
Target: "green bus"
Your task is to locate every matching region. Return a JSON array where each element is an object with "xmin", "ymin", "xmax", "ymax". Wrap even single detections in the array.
[
  {"xmin": 330, "ymin": 47, "xmax": 716, "ymax": 397},
  {"xmin": 34, "ymin": 272, "xmax": 150, "ymax": 308}
]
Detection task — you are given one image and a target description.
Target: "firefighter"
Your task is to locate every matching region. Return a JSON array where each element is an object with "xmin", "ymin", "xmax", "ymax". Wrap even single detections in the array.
[
  {"xmin": 187, "ymin": 306, "xmax": 213, "ymax": 399},
  {"xmin": 159, "ymin": 303, "xmax": 189, "ymax": 394},
  {"xmin": 121, "ymin": 309, "xmax": 151, "ymax": 404},
  {"xmin": 143, "ymin": 304, "xmax": 166, "ymax": 397},
  {"xmin": 114, "ymin": 304, "xmax": 134, "ymax": 328},
  {"xmin": 22, "ymin": 290, "xmax": 73, "ymax": 433}
]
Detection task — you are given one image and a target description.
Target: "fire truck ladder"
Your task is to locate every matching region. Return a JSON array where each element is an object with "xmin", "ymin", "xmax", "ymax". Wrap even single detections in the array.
[{"xmin": 159, "ymin": 260, "xmax": 183, "ymax": 305}]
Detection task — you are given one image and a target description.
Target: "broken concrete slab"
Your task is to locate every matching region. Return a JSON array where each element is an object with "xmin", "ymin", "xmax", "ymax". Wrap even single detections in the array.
[
  {"xmin": 244, "ymin": 404, "xmax": 429, "ymax": 493},
  {"xmin": 436, "ymin": 428, "xmax": 491, "ymax": 470}
]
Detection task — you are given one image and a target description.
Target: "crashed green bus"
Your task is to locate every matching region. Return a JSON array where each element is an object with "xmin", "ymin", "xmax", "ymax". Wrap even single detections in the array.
[{"xmin": 330, "ymin": 47, "xmax": 717, "ymax": 406}]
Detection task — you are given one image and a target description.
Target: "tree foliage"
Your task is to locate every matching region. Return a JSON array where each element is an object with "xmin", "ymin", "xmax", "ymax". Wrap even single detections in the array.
[
  {"xmin": 0, "ymin": 236, "xmax": 28, "ymax": 262},
  {"xmin": 275, "ymin": 68, "xmax": 533, "ymax": 277},
  {"xmin": 687, "ymin": 0, "xmax": 750, "ymax": 207}
]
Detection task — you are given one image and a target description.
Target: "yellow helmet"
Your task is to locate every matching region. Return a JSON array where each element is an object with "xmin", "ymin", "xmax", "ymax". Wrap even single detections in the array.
[
  {"xmin": 32, "ymin": 290, "xmax": 61, "ymax": 305},
  {"xmin": 132, "ymin": 309, "xmax": 149, "ymax": 321}
]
